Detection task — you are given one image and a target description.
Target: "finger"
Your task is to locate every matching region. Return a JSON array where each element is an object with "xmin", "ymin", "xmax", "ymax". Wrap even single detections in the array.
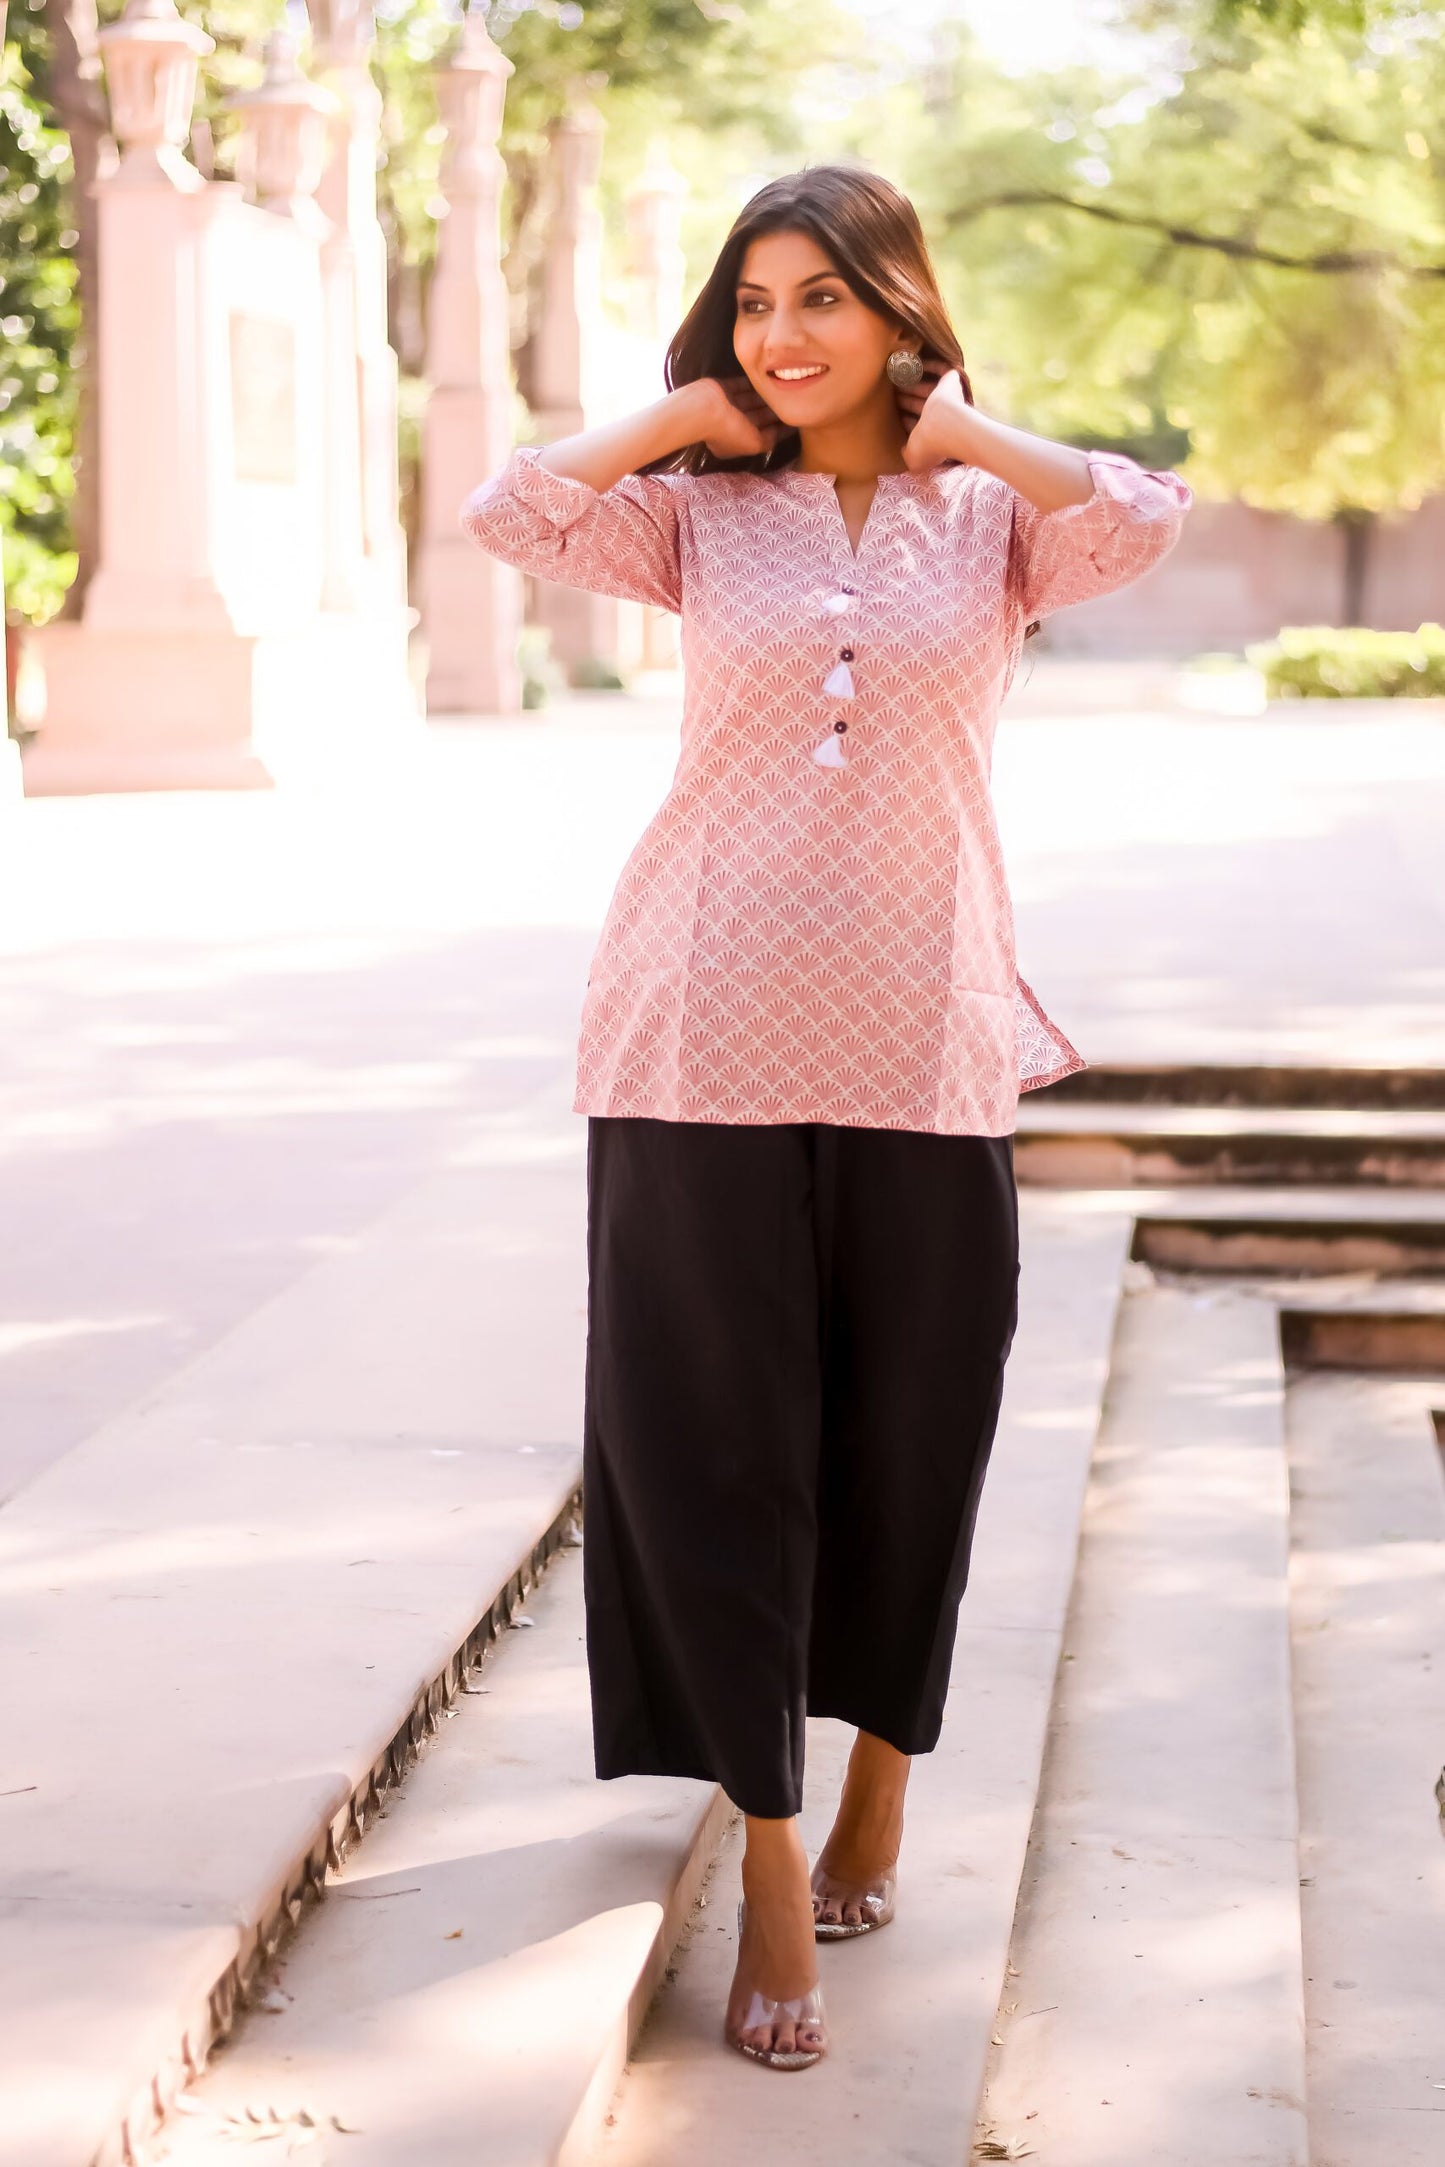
[{"xmin": 720, "ymin": 373, "xmax": 769, "ymax": 409}]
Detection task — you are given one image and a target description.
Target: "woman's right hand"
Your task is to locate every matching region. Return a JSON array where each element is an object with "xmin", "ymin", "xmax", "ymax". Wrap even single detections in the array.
[
  {"xmin": 685, "ymin": 375, "xmax": 784, "ymax": 462},
  {"xmin": 529, "ymin": 378, "xmax": 783, "ymax": 498}
]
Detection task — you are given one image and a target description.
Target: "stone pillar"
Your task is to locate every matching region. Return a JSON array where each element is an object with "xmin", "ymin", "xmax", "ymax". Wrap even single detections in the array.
[
  {"xmin": 78, "ymin": 0, "xmax": 225, "ymax": 637},
  {"xmin": 528, "ymin": 94, "xmax": 617, "ymax": 681},
  {"xmin": 306, "ymin": 0, "xmax": 409, "ymax": 615},
  {"xmin": 416, "ymin": 8, "xmax": 521, "ymax": 715},
  {"xmin": 624, "ymin": 138, "xmax": 687, "ymax": 674},
  {"xmin": 625, "ymin": 137, "xmax": 688, "ymax": 349},
  {"xmin": 24, "ymin": 0, "xmax": 418, "ymax": 794},
  {"xmin": 229, "ymin": 28, "xmax": 335, "ymax": 228}
]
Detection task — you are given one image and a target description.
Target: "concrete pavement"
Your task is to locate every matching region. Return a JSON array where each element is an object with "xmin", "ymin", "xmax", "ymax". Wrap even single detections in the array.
[
  {"xmin": 4, "ymin": 681, "xmax": 1444, "ymax": 1504},
  {"xmin": 4, "ymin": 676, "xmax": 1445, "ymax": 2163}
]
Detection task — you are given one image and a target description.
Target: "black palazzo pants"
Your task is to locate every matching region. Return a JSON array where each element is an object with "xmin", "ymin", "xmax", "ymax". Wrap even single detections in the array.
[{"xmin": 580, "ymin": 1113, "xmax": 1020, "ymax": 1821}]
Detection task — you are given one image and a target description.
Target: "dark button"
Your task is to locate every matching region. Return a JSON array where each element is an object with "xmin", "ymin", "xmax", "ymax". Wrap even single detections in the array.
[
  {"xmin": 840, "ymin": 647, "xmax": 855, "ymax": 661},
  {"xmin": 834, "ymin": 719, "xmax": 848, "ymax": 733},
  {"xmin": 841, "ymin": 584, "xmax": 856, "ymax": 594}
]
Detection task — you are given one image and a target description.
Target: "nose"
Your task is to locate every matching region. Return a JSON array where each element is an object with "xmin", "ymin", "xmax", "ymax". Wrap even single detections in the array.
[{"xmin": 759, "ymin": 301, "xmax": 818, "ymax": 356}]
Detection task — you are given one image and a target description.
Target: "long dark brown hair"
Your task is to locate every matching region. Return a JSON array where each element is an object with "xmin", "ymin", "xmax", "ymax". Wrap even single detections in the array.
[{"xmin": 637, "ymin": 163, "xmax": 974, "ymax": 481}]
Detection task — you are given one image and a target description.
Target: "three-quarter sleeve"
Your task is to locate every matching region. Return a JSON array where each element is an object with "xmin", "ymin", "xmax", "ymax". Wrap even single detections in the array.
[
  {"xmin": 459, "ymin": 443, "xmax": 686, "ymax": 613},
  {"xmin": 1005, "ymin": 448, "xmax": 1192, "ymax": 621}
]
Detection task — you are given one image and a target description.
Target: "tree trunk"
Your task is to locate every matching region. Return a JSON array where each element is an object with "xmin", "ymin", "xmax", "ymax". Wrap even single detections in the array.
[
  {"xmin": 1336, "ymin": 506, "xmax": 1375, "ymax": 629},
  {"xmin": 42, "ymin": 0, "xmax": 107, "ymax": 621}
]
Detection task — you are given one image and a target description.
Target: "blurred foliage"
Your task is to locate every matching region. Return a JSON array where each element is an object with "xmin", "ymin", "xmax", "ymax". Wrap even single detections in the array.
[
  {"xmin": 1247, "ymin": 621, "xmax": 1445, "ymax": 696},
  {"xmin": 1198, "ymin": 0, "xmax": 1406, "ymax": 25},
  {"xmin": 7, "ymin": 0, "xmax": 1444, "ymax": 631},
  {"xmin": 0, "ymin": 6, "xmax": 79, "ymax": 626},
  {"xmin": 899, "ymin": 2, "xmax": 1445, "ymax": 520},
  {"xmin": 4, "ymin": 0, "xmax": 849, "ymax": 623},
  {"xmin": 373, "ymin": 0, "xmax": 850, "ymax": 373}
]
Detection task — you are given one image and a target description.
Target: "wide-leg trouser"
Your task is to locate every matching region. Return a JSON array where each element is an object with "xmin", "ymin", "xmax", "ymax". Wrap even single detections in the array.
[{"xmin": 581, "ymin": 1114, "xmax": 1020, "ymax": 1820}]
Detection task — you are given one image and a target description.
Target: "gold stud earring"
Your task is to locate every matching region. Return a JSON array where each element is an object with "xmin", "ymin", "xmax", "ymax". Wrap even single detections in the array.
[{"xmin": 885, "ymin": 349, "xmax": 924, "ymax": 388}]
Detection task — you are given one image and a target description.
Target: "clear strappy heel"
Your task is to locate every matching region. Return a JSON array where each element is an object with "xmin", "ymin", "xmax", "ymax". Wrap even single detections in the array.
[
  {"xmin": 725, "ymin": 1898, "xmax": 829, "ymax": 2071},
  {"xmin": 810, "ymin": 1859, "xmax": 898, "ymax": 1939}
]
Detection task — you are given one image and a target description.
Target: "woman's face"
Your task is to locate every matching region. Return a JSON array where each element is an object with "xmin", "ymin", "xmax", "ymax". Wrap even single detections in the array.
[{"xmin": 732, "ymin": 228, "xmax": 914, "ymax": 431}]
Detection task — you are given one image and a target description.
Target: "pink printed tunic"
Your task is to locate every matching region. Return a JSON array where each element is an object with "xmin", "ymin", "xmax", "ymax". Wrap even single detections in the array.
[{"xmin": 461, "ymin": 443, "xmax": 1192, "ymax": 1136}]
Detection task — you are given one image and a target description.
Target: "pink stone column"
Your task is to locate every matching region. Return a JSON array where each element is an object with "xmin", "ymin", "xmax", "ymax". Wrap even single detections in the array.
[
  {"xmin": 77, "ymin": 0, "xmax": 227, "ymax": 636},
  {"xmin": 25, "ymin": 1, "xmax": 418, "ymax": 793},
  {"xmin": 623, "ymin": 139, "xmax": 687, "ymax": 674},
  {"xmin": 528, "ymin": 95, "xmax": 619, "ymax": 681},
  {"xmin": 306, "ymin": 0, "xmax": 410, "ymax": 617},
  {"xmin": 416, "ymin": 10, "xmax": 521, "ymax": 715},
  {"xmin": 625, "ymin": 137, "xmax": 688, "ymax": 350}
]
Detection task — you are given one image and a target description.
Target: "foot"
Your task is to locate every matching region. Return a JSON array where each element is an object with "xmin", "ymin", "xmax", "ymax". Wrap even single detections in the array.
[
  {"xmin": 726, "ymin": 1823, "xmax": 828, "ymax": 2068},
  {"xmin": 812, "ymin": 1730, "xmax": 909, "ymax": 1935}
]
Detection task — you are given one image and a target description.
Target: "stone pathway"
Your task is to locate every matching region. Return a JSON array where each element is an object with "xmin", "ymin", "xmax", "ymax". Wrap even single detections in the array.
[{"xmin": 3, "ymin": 685, "xmax": 1444, "ymax": 2165}]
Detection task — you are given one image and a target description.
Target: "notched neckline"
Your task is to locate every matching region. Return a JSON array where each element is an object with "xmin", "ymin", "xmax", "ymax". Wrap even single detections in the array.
[{"xmin": 764, "ymin": 467, "xmax": 929, "ymax": 488}]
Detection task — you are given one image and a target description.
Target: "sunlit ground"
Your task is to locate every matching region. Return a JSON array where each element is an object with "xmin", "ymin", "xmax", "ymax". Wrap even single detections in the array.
[{"xmin": 2, "ymin": 671, "xmax": 1443, "ymax": 1500}]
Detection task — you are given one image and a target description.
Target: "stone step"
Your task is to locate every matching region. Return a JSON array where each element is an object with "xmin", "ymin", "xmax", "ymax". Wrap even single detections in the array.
[
  {"xmin": 0, "ymin": 1142, "xmax": 589, "ymax": 2167},
  {"xmin": 1038, "ymin": 1064, "xmax": 1445, "ymax": 1112},
  {"xmin": 591, "ymin": 1198, "xmax": 1133, "ymax": 2166},
  {"xmin": 1280, "ymin": 1306, "xmax": 1445, "ymax": 1373},
  {"xmin": 1015, "ymin": 1104, "xmax": 1445, "ymax": 1189},
  {"xmin": 149, "ymin": 1540, "xmax": 729, "ymax": 2167},
  {"xmin": 973, "ymin": 1284, "xmax": 1309, "ymax": 2167},
  {"xmin": 1284, "ymin": 1366, "xmax": 1445, "ymax": 2161},
  {"xmin": 1134, "ymin": 1209, "xmax": 1445, "ymax": 1279},
  {"xmin": 140, "ymin": 1195, "xmax": 1133, "ymax": 2167}
]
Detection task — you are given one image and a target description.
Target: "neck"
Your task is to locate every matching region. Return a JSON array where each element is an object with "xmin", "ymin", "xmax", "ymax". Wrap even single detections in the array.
[{"xmin": 792, "ymin": 391, "xmax": 911, "ymax": 479}]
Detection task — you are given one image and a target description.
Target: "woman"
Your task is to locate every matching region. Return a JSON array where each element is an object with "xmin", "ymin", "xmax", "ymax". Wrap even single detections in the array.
[{"xmin": 461, "ymin": 163, "xmax": 1191, "ymax": 2074}]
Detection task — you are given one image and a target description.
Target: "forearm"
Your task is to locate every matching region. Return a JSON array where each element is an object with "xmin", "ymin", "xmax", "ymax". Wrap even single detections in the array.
[
  {"xmin": 538, "ymin": 383, "xmax": 716, "ymax": 492},
  {"xmin": 944, "ymin": 405, "xmax": 1095, "ymax": 513}
]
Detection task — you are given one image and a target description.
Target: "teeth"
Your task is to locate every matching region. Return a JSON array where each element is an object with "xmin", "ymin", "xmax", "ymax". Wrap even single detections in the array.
[{"xmin": 773, "ymin": 367, "xmax": 827, "ymax": 380}]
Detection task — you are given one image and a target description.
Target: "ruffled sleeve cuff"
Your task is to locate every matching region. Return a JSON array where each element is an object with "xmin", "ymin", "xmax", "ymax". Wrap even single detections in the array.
[
  {"xmin": 1009, "ymin": 449, "xmax": 1193, "ymax": 619},
  {"xmin": 459, "ymin": 445, "xmax": 687, "ymax": 614},
  {"xmin": 460, "ymin": 444, "xmax": 608, "ymax": 536}
]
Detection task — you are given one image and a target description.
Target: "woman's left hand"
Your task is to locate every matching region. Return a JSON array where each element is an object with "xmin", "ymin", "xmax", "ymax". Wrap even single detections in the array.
[{"xmin": 899, "ymin": 363, "xmax": 972, "ymax": 471}]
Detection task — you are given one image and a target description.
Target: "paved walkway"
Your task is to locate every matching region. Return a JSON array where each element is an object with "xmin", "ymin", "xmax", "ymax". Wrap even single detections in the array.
[
  {"xmin": 4, "ymin": 676, "xmax": 1444, "ymax": 2164},
  {"xmin": 4, "ymin": 682, "xmax": 1443, "ymax": 1502}
]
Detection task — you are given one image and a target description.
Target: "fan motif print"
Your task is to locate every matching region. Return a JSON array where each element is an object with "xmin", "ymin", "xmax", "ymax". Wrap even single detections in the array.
[{"xmin": 461, "ymin": 443, "xmax": 1192, "ymax": 1137}]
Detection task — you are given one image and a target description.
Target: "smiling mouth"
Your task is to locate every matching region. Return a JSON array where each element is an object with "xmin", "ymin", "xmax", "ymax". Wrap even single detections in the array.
[{"xmin": 768, "ymin": 366, "xmax": 829, "ymax": 383}]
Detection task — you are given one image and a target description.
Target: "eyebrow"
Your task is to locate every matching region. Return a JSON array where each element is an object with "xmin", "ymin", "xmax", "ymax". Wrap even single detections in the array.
[{"xmin": 735, "ymin": 270, "xmax": 842, "ymax": 294}]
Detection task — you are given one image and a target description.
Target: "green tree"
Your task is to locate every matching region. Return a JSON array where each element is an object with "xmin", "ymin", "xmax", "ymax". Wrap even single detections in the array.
[
  {"xmin": 6, "ymin": 0, "xmax": 848, "ymax": 628},
  {"xmin": 907, "ymin": 3, "xmax": 1445, "ymax": 620},
  {"xmin": 374, "ymin": 0, "xmax": 851, "ymax": 378},
  {"xmin": 1, "ymin": 2, "xmax": 79, "ymax": 629}
]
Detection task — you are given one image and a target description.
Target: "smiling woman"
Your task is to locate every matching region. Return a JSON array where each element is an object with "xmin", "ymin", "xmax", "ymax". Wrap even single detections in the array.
[
  {"xmin": 458, "ymin": 160, "xmax": 1191, "ymax": 2086},
  {"xmin": 645, "ymin": 171, "xmax": 979, "ymax": 492}
]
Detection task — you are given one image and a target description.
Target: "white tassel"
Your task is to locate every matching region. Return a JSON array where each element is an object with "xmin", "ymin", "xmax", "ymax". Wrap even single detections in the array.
[
  {"xmin": 822, "ymin": 659, "xmax": 855, "ymax": 698},
  {"xmin": 813, "ymin": 733, "xmax": 847, "ymax": 767}
]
